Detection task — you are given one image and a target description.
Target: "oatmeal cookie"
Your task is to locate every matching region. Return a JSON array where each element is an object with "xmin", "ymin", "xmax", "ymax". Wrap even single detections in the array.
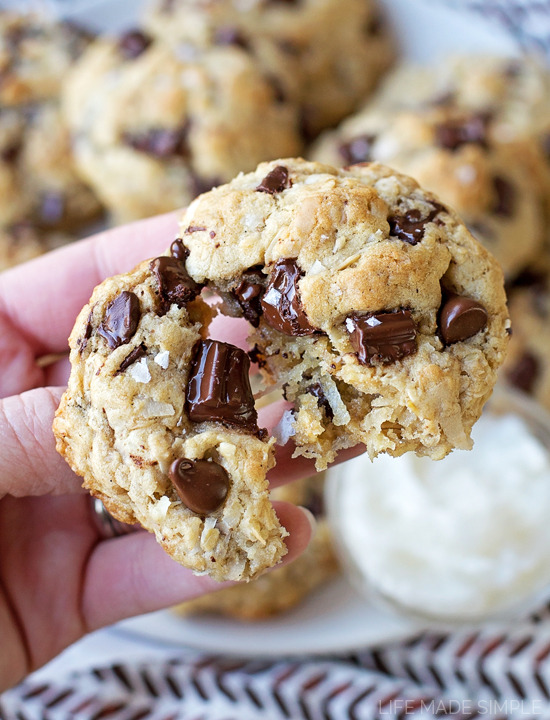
[
  {"xmin": 143, "ymin": 0, "xmax": 394, "ymax": 136},
  {"xmin": 311, "ymin": 105, "xmax": 546, "ymax": 278},
  {"xmin": 0, "ymin": 12, "xmax": 101, "ymax": 235},
  {"xmin": 62, "ymin": 33, "xmax": 302, "ymax": 222},
  {"xmin": 179, "ymin": 158, "xmax": 509, "ymax": 464},
  {"xmin": 55, "ymin": 158, "xmax": 509, "ymax": 581},
  {"xmin": 54, "ymin": 246, "xmax": 287, "ymax": 582},
  {"xmin": 178, "ymin": 475, "xmax": 338, "ymax": 619}
]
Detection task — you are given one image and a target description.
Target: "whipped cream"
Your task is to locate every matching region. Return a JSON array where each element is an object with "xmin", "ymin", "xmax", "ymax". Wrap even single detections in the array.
[{"xmin": 330, "ymin": 410, "xmax": 550, "ymax": 620}]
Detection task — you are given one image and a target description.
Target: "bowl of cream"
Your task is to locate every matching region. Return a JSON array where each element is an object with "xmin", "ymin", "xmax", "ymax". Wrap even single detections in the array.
[{"xmin": 326, "ymin": 384, "xmax": 550, "ymax": 624}]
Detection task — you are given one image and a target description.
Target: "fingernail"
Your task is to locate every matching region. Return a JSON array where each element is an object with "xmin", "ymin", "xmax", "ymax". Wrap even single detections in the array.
[{"xmin": 298, "ymin": 506, "xmax": 317, "ymax": 536}]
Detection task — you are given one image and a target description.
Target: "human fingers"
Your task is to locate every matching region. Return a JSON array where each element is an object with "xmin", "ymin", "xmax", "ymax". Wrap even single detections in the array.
[
  {"xmin": 81, "ymin": 501, "xmax": 314, "ymax": 631},
  {"xmin": 0, "ymin": 211, "xmax": 180, "ymax": 359},
  {"xmin": 0, "ymin": 386, "xmax": 83, "ymax": 498}
]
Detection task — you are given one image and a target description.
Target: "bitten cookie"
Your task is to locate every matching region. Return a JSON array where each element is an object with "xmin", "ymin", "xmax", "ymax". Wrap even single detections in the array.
[
  {"xmin": 177, "ymin": 474, "xmax": 339, "ymax": 619},
  {"xmin": 55, "ymin": 158, "xmax": 509, "ymax": 581},
  {"xmin": 54, "ymin": 248, "xmax": 287, "ymax": 582},
  {"xmin": 62, "ymin": 32, "xmax": 302, "ymax": 222},
  {"xmin": 143, "ymin": 0, "xmax": 394, "ymax": 137},
  {"xmin": 311, "ymin": 105, "xmax": 547, "ymax": 278},
  {"xmin": 179, "ymin": 158, "xmax": 509, "ymax": 464}
]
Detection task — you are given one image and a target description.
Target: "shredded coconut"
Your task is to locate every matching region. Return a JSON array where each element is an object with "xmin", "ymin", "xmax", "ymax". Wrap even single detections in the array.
[
  {"xmin": 272, "ymin": 409, "xmax": 296, "ymax": 445},
  {"xmin": 150, "ymin": 495, "xmax": 171, "ymax": 522}
]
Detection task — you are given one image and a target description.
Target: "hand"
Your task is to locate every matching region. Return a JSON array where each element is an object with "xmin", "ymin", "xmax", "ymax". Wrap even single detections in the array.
[{"xmin": 0, "ymin": 213, "xmax": 359, "ymax": 691}]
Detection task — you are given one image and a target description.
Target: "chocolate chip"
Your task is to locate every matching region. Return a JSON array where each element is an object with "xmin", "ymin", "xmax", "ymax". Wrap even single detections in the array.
[
  {"xmin": 118, "ymin": 30, "xmax": 152, "ymax": 60},
  {"xmin": 214, "ymin": 26, "xmax": 249, "ymax": 49},
  {"xmin": 338, "ymin": 134, "xmax": 376, "ymax": 166},
  {"xmin": 388, "ymin": 202, "xmax": 446, "ymax": 245},
  {"xmin": 150, "ymin": 256, "xmax": 201, "ymax": 311},
  {"xmin": 248, "ymin": 344, "xmax": 267, "ymax": 369},
  {"xmin": 38, "ymin": 192, "xmax": 65, "ymax": 226},
  {"xmin": 170, "ymin": 238, "xmax": 189, "ymax": 261},
  {"xmin": 186, "ymin": 340, "xmax": 259, "ymax": 433},
  {"xmin": 492, "ymin": 176, "xmax": 516, "ymax": 217},
  {"xmin": 233, "ymin": 267, "xmax": 266, "ymax": 327},
  {"xmin": 346, "ymin": 310, "xmax": 417, "ymax": 365},
  {"xmin": 261, "ymin": 258, "xmax": 316, "ymax": 336},
  {"xmin": 124, "ymin": 125, "xmax": 189, "ymax": 158},
  {"xmin": 78, "ymin": 309, "xmax": 94, "ymax": 353},
  {"xmin": 307, "ymin": 382, "xmax": 334, "ymax": 420},
  {"xmin": 434, "ymin": 114, "xmax": 489, "ymax": 151},
  {"xmin": 507, "ymin": 351, "xmax": 539, "ymax": 394},
  {"xmin": 256, "ymin": 165, "xmax": 291, "ymax": 195},
  {"xmin": 189, "ymin": 173, "xmax": 221, "ymax": 198},
  {"xmin": 439, "ymin": 294, "xmax": 488, "ymax": 345},
  {"xmin": 169, "ymin": 458, "xmax": 229, "ymax": 515},
  {"xmin": 183, "ymin": 226, "xmax": 206, "ymax": 235},
  {"xmin": 1, "ymin": 140, "xmax": 21, "ymax": 163},
  {"xmin": 98, "ymin": 291, "xmax": 140, "ymax": 349},
  {"xmin": 117, "ymin": 343, "xmax": 147, "ymax": 373}
]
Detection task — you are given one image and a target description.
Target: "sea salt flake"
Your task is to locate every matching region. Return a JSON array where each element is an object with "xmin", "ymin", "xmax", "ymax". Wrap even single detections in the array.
[
  {"xmin": 154, "ymin": 350, "xmax": 170, "ymax": 369},
  {"xmin": 128, "ymin": 358, "xmax": 151, "ymax": 383},
  {"xmin": 366, "ymin": 316, "xmax": 382, "ymax": 327}
]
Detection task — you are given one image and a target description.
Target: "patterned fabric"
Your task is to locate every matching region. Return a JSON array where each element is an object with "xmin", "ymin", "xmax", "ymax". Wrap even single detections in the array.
[{"xmin": 4, "ymin": 621, "xmax": 550, "ymax": 719}]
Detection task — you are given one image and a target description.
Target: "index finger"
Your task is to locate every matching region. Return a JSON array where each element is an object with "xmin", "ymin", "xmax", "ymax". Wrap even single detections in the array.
[{"xmin": 0, "ymin": 212, "xmax": 180, "ymax": 356}]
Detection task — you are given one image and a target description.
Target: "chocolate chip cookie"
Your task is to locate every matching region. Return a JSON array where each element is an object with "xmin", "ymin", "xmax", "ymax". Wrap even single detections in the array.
[
  {"xmin": 0, "ymin": 12, "xmax": 102, "ymax": 239},
  {"xmin": 62, "ymin": 34, "xmax": 302, "ymax": 222},
  {"xmin": 54, "ymin": 247, "xmax": 287, "ymax": 582},
  {"xmin": 143, "ymin": 0, "xmax": 394, "ymax": 137},
  {"xmin": 311, "ymin": 105, "xmax": 547, "ymax": 278},
  {"xmin": 178, "ymin": 474, "xmax": 339, "ymax": 619},
  {"xmin": 55, "ymin": 158, "xmax": 509, "ymax": 580},
  {"xmin": 178, "ymin": 158, "xmax": 509, "ymax": 465}
]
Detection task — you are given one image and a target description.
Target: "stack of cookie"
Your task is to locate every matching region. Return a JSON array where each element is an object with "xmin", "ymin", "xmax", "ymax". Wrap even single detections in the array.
[
  {"xmin": 0, "ymin": 12, "xmax": 103, "ymax": 269},
  {"xmin": 61, "ymin": 0, "xmax": 395, "ymax": 223}
]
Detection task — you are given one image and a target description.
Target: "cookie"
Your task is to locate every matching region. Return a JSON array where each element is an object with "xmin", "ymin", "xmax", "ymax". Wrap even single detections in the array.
[
  {"xmin": 62, "ymin": 34, "xmax": 302, "ymax": 222},
  {"xmin": 311, "ymin": 105, "xmax": 547, "ymax": 278},
  {"xmin": 0, "ymin": 12, "xmax": 102, "ymax": 236},
  {"xmin": 368, "ymin": 55, "xmax": 550, "ymax": 140},
  {"xmin": 0, "ymin": 11, "xmax": 91, "ymax": 106},
  {"xmin": 0, "ymin": 222, "xmax": 68, "ymax": 271},
  {"xmin": 503, "ymin": 264, "xmax": 550, "ymax": 409},
  {"xmin": 54, "ymin": 251, "xmax": 287, "ymax": 582},
  {"xmin": 178, "ymin": 475, "xmax": 339, "ymax": 619},
  {"xmin": 143, "ymin": 0, "xmax": 394, "ymax": 136},
  {"xmin": 54, "ymin": 158, "xmax": 509, "ymax": 581}
]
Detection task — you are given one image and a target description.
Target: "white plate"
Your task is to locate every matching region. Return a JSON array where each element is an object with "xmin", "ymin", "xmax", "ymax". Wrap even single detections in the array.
[{"xmin": 114, "ymin": 574, "xmax": 423, "ymax": 657}]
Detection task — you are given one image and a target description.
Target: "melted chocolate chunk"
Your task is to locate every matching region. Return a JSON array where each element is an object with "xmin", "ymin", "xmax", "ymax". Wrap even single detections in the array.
[
  {"xmin": 388, "ymin": 202, "xmax": 445, "ymax": 245},
  {"xmin": 346, "ymin": 310, "xmax": 417, "ymax": 365},
  {"xmin": 507, "ymin": 351, "xmax": 539, "ymax": 394},
  {"xmin": 307, "ymin": 382, "xmax": 334, "ymax": 420},
  {"xmin": 118, "ymin": 29, "xmax": 152, "ymax": 60},
  {"xmin": 233, "ymin": 267, "xmax": 266, "ymax": 327},
  {"xmin": 261, "ymin": 258, "xmax": 316, "ymax": 336},
  {"xmin": 214, "ymin": 26, "xmax": 249, "ymax": 49},
  {"xmin": 492, "ymin": 175, "xmax": 516, "ymax": 217},
  {"xmin": 248, "ymin": 344, "xmax": 267, "ymax": 369},
  {"xmin": 186, "ymin": 340, "xmax": 259, "ymax": 432},
  {"xmin": 98, "ymin": 291, "xmax": 140, "ymax": 349},
  {"xmin": 338, "ymin": 134, "xmax": 376, "ymax": 166},
  {"xmin": 169, "ymin": 458, "xmax": 229, "ymax": 515},
  {"xmin": 124, "ymin": 125, "xmax": 189, "ymax": 158},
  {"xmin": 150, "ymin": 256, "xmax": 201, "ymax": 310},
  {"xmin": 170, "ymin": 238, "xmax": 189, "ymax": 262},
  {"xmin": 434, "ymin": 114, "xmax": 489, "ymax": 151},
  {"xmin": 117, "ymin": 343, "xmax": 147, "ymax": 373},
  {"xmin": 256, "ymin": 165, "xmax": 291, "ymax": 195},
  {"xmin": 439, "ymin": 294, "xmax": 488, "ymax": 345}
]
